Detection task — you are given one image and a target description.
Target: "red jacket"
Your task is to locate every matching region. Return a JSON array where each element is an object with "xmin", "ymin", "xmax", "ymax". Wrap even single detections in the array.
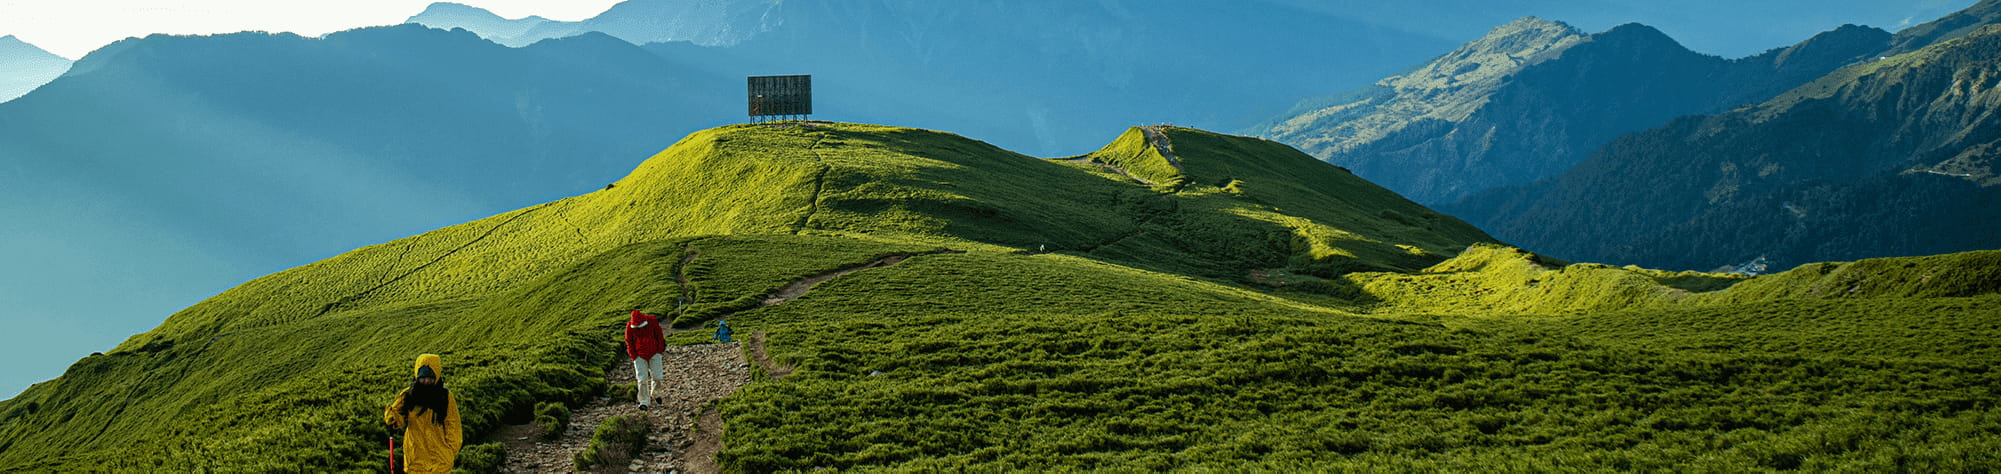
[{"xmin": 624, "ymin": 310, "xmax": 665, "ymax": 360}]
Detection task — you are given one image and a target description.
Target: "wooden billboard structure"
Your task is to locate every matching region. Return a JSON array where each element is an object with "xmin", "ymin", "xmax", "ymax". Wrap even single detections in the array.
[{"xmin": 748, "ymin": 75, "xmax": 812, "ymax": 121}]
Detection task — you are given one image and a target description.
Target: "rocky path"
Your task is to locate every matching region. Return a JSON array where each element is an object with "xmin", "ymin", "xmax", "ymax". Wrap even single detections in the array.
[
  {"xmin": 1060, "ymin": 156, "xmax": 1156, "ymax": 185},
  {"xmin": 1137, "ymin": 125, "xmax": 1183, "ymax": 170},
  {"xmin": 488, "ymin": 251, "xmax": 942, "ymax": 472},
  {"xmin": 495, "ymin": 344, "xmax": 750, "ymax": 474}
]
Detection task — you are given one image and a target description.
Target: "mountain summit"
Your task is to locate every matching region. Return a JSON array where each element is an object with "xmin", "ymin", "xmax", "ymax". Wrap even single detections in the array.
[
  {"xmin": 405, "ymin": 2, "xmax": 551, "ymax": 41},
  {"xmin": 0, "ymin": 35, "xmax": 72, "ymax": 102},
  {"xmin": 1450, "ymin": 23, "xmax": 2001, "ymax": 271},
  {"xmin": 1249, "ymin": 18, "xmax": 1891, "ymax": 206},
  {"xmin": 407, "ymin": 0, "xmax": 781, "ymax": 47}
]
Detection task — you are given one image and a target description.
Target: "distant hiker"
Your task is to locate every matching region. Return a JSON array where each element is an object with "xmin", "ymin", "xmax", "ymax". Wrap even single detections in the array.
[
  {"xmin": 625, "ymin": 310, "xmax": 668, "ymax": 409},
  {"xmin": 715, "ymin": 319, "xmax": 734, "ymax": 343},
  {"xmin": 383, "ymin": 354, "xmax": 462, "ymax": 474}
]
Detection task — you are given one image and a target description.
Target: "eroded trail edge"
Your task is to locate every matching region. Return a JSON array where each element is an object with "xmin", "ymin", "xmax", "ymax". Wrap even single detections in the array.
[
  {"xmin": 747, "ymin": 330, "xmax": 793, "ymax": 380},
  {"xmin": 496, "ymin": 344, "xmax": 749, "ymax": 474},
  {"xmin": 761, "ymin": 252, "xmax": 928, "ymax": 306},
  {"xmin": 495, "ymin": 248, "xmax": 956, "ymax": 472}
]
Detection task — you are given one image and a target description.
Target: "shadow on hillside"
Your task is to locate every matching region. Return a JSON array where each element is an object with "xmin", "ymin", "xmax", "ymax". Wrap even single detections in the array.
[
  {"xmin": 1655, "ymin": 274, "xmax": 1746, "ymax": 293},
  {"xmin": 1269, "ymin": 273, "xmax": 1383, "ymax": 309}
]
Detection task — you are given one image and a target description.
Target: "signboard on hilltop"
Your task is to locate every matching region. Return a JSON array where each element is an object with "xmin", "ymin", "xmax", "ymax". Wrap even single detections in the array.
[{"xmin": 748, "ymin": 75, "xmax": 812, "ymax": 121}]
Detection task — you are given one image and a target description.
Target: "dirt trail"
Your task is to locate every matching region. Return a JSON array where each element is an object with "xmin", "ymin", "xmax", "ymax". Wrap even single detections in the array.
[
  {"xmin": 1058, "ymin": 126, "xmax": 1181, "ymax": 186},
  {"xmin": 1060, "ymin": 157, "xmax": 1155, "ymax": 185},
  {"xmin": 762, "ymin": 254, "xmax": 911, "ymax": 305},
  {"xmin": 1137, "ymin": 126, "xmax": 1183, "ymax": 170},
  {"xmin": 495, "ymin": 344, "xmax": 749, "ymax": 474},
  {"xmin": 746, "ymin": 330, "xmax": 794, "ymax": 379},
  {"xmin": 490, "ymin": 251, "xmax": 947, "ymax": 472}
]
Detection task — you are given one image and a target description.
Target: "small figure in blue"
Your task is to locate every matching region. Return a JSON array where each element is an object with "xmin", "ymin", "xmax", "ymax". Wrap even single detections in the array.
[{"xmin": 715, "ymin": 319, "xmax": 734, "ymax": 343}]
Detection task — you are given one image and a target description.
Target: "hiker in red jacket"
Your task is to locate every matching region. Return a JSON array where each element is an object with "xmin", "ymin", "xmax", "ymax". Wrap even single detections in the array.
[{"xmin": 625, "ymin": 310, "xmax": 668, "ymax": 408}]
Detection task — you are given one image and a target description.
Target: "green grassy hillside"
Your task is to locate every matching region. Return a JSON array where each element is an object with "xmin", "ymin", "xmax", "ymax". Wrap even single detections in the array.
[{"xmin": 3, "ymin": 123, "xmax": 1997, "ymax": 472}]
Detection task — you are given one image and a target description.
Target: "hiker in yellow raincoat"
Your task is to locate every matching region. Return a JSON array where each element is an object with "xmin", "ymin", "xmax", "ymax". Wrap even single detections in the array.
[{"xmin": 384, "ymin": 353, "xmax": 462, "ymax": 473}]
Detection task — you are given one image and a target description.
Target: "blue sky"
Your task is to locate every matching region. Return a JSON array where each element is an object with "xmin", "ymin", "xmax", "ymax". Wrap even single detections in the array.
[{"xmin": 0, "ymin": 0, "xmax": 1981, "ymax": 399}]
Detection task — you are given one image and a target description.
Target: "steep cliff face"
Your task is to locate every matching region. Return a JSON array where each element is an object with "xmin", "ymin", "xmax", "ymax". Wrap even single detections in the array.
[
  {"xmin": 1449, "ymin": 25, "xmax": 2001, "ymax": 271},
  {"xmin": 1252, "ymin": 18, "xmax": 1891, "ymax": 206}
]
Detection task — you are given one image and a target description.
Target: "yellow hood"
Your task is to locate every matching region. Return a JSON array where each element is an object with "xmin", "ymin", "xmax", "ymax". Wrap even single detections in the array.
[{"xmin": 413, "ymin": 353, "xmax": 443, "ymax": 381}]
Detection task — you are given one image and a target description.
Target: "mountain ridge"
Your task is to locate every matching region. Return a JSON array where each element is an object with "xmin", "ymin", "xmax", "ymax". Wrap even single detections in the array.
[
  {"xmin": 1248, "ymin": 16, "xmax": 1889, "ymax": 206},
  {"xmin": 408, "ymin": 0, "xmax": 1456, "ymax": 157},
  {"xmin": 406, "ymin": 0, "xmax": 780, "ymax": 47},
  {"xmin": 1447, "ymin": 24, "xmax": 2001, "ymax": 271},
  {"xmin": 406, "ymin": 2, "xmax": 552, "ymax": 40},
  {"xmin": 0, "ymin": 35, "xmax": 72, "ymax": 103},
  {"xmin": 1883, "ymin": 0, "xmax": 2001, "ymax": 56}
]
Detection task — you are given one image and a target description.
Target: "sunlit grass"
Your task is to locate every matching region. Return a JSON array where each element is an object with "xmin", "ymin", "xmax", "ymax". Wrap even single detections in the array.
[{"xmin": 2, "ymin": 123, "xmax": 1995, "ymax": 471}]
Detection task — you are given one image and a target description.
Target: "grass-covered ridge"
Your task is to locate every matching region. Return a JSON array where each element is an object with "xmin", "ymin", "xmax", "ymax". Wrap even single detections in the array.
[{"xmin": 2, "ymin": 122, "xmax": 1997, "ymax": 472}]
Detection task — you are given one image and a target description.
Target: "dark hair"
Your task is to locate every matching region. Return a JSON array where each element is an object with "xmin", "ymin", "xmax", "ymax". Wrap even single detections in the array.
[{"xmin": 399, "ymin": 379, "xmax": 450, "ymax": 426}]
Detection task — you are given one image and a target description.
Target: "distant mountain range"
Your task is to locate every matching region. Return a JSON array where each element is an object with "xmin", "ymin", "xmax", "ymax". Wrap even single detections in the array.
[
  {"xmin": 1249, "ymin": 0, "xmax": 2001, "ymax": 271},
  {"xmin": 1, "ymin": 24, "xmax": 736, "ymax": 263},
  {"xmin": 1447, "ymin": 21, "xmax": 2001, "ymax": 271},
  {"xmin": 405, "ymin": 0, "xmax": 1458, "ymax": 157},
  {"xmin": 1246, "ymin": 17, "xmax": 1891, "ymax": 206},
  {"xmin": 404, "ymin": 2, "xmax": 552, "ymax": 42},
  {"xmin": 0, "ymin": 25, "xmax": 736, "ymax": 378},
  {"xmin": 407, "ymin": 0, "xmax": 774, "ymax": 48},
  {"xmin": 0, "ymin": 35, "xmax": 71, "ymax": 102}
]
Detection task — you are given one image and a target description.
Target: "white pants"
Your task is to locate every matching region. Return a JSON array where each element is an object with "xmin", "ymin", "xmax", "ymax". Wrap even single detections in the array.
[{"xmin": 632, "ymin": 353, "xmax": 663, "ymax": 405}]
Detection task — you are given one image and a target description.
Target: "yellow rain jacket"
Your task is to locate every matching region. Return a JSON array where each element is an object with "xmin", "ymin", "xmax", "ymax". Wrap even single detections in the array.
[{"xmin": 384, "ymin": 354, "xmax": 462, "ymax": 474}]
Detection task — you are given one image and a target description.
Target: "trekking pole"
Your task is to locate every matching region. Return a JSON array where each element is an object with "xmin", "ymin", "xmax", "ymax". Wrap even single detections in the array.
[{"xmin": 387, "ymin": 435, "xmax": 398, "ymax": 474}]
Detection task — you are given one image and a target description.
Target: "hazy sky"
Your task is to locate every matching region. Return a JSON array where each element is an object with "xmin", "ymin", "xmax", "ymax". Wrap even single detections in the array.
[
  {"xmin": 1, "ymin": 0, "xmax": 1983, "ymax": 59},
  {"xmin": 0, "ymin": 0, "xmax": 623, "ymax": 58}
]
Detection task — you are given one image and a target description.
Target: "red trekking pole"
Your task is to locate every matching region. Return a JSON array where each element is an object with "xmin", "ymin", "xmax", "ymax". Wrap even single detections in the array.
[{"xmin": 388, "ymin": 436, "xmax": 399, "ymax": 474}]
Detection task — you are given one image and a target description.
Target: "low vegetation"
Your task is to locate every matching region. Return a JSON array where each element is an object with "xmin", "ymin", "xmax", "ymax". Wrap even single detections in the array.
[
  {"xmin": 534, "ymin": 401, "xmax": 571, "ymax": 440},
  {"xmin": 572, "ymin": 415, "xmax": 650, "ymax": 471},
  {"xmin": 1, "ymin": 123, "xmax": 1994, "ymax": 471},
  {"xmin": 456, "ymin": 441, "xmax": 507, "ymax": 473}
]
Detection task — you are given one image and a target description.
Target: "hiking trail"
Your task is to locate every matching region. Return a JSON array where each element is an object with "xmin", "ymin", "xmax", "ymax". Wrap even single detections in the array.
[
  {"xmin": 1138, "ymin": 125, "xmax": 1183, "ymax": 170},
  {"xmin": 490, "ymin": 250, "xmax": 949, "ymax": 473},
  {"xmin": 492, "ymin": 343, "xmax": 748, "ymax": 474},
  {"xmin": 1060, "ymin": 156, "xmax": 1155, "ymax": 185},
  {"xmin": 1059, "ymin": 125, "xmax": 1183, "ymax": 188}
]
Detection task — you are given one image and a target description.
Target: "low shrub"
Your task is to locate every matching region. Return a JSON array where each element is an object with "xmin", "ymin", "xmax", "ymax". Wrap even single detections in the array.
[
  {"xmin": 453, "ymin": 442, "xmax": 506, "ymax": 473},
  {"xmin": 533, "ymin": 401, "xmax": 570, "ymax": 440},
  {"xmin": 572, "ymin": 415, "xmax": 650, "ymax": 471}
]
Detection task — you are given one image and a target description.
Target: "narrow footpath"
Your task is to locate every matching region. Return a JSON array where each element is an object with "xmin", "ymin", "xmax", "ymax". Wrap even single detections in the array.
[
  {"xmin": 490, "ymin": 251, "xmax": 944, "ymax": 473},
  {"xmin": 496, "ymin": 343, "xmax": 749, "ymax": 474}
]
